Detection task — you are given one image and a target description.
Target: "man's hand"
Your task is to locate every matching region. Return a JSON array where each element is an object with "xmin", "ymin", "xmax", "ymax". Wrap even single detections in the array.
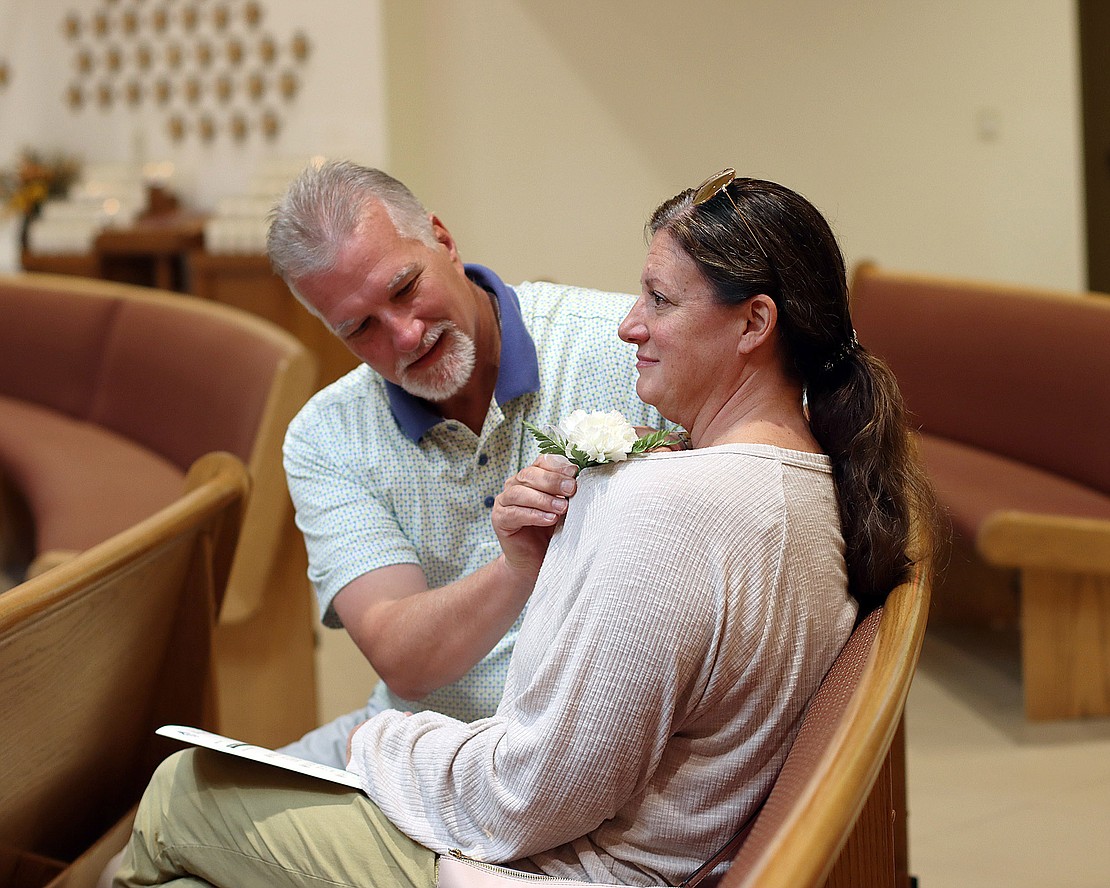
[
  {"xmin": 346, "ymin": 720, "xmax": 367, "ymax": 765},
  {"xmin": 332, "ymin": 455, "xmax": 579, "ymax": 702},
  {"xmin": 493, "ymin": 454, "xmax": 578, "ymax": 578}
]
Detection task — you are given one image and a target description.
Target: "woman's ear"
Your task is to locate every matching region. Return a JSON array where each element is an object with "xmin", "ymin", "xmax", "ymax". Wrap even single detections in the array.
[{"xmin": 736, "ymin": 294, "xmax": 779, "ymax": 356}]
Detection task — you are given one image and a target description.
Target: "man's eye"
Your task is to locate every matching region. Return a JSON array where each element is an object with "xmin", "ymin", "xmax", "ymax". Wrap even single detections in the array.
[{"xmin": 346, "ymin": 319, "xmax": 371, "ymax": 339}]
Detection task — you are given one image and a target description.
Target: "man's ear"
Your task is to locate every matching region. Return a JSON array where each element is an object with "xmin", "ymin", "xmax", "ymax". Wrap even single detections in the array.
[
  {"xmin": 736, "ymin": 294, "xmax": 779, "ymax": 356},
  {"xmin": 429, "ymin": 213, "xmax": 462, "ymax": 264}
]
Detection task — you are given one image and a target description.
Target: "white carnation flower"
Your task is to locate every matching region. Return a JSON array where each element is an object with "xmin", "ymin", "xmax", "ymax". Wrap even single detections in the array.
[
  {"xmin": 524, "ymin": 411, "xmax": 677, "ymax": 471},
  {"xmin": 557, "ymin": 409, "xmax": 640, "ymax": 465}
]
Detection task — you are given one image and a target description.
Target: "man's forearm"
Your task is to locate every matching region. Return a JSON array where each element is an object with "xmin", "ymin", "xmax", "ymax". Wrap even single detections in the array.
[{"xmin": 333, "ymin": 555, "xmax": 537, "ymax": 702}]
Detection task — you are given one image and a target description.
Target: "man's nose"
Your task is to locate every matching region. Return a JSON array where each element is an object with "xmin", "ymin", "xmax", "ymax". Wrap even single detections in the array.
[{"xmin": 386, "ymin": 312, "xmax": 424, "ymax": 353}]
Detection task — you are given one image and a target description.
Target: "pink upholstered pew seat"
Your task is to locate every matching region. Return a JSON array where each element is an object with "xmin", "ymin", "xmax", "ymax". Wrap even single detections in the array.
[
  {"xmin": 920, "ymin": 436, "xmax": 1110, "ymax": 544},
  {"xmin": 0, "ymin": 274, "xmax": 288, "ymax": 571},
  {"xmin": 0, "ymin": 398, "xmax": 184, "ymax": 559},
  {"xmin": 0, "ymin": 272, "xmax": 319, "ymax": 746}
]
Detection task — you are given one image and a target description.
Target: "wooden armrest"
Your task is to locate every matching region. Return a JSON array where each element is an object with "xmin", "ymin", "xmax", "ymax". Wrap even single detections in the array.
[
  {"xmin": 27, "ymin": 549, "xmax": 80, "ymax": 579},
  {"xmin": 220, "ymin": 349, "xmax": 316, "ymax": 625},
  {"xmin": 977, "ymin": 510, "xmax": 1110, "ymax": 573}
]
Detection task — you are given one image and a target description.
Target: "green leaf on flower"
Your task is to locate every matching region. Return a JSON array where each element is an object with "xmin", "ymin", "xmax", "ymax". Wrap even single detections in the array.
[
  {"xmin": 631, "ymin": 427, "xmax": 676, "ymax": 454},
  {"xmin": 565, "ymin": 444, "xmax": 593, "ymax": 469},
  {"xmin": 523, "ymin": 421, "xmax": 568, "ymax": 457}
]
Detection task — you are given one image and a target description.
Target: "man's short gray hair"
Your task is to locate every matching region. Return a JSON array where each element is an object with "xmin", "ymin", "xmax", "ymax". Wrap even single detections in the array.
[{"xmin": 267, "ymin": 160, "xmax": 436, "ymax": 290}]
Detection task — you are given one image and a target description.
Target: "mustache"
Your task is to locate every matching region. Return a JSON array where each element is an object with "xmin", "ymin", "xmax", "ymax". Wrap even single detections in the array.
[{"xmin": 396, "ymin": 322, "xmax": 454, "ymax": 373}]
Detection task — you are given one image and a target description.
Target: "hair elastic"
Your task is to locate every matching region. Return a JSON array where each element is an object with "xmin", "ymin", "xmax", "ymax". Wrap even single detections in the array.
[{"xmin": 821, "ymin": 330, "xmax": 859, "ymax": 374}]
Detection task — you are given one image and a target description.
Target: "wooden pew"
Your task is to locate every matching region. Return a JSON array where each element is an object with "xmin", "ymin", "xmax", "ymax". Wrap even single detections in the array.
[{"xmin": 0, "ymin": 453, "xmax": 248, "ymax": 888}]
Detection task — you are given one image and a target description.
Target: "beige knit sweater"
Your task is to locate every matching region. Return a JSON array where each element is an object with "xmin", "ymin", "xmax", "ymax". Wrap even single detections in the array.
[{"xmin": 348, "ymin": 444, "xmax": 857, "ymax": 886}]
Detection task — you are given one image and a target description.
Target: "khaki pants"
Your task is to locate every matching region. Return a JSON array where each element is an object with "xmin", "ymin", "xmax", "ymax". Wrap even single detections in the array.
[{"xmin": 116, "ymin": 749, "xmax": 437, "ymax": 888}]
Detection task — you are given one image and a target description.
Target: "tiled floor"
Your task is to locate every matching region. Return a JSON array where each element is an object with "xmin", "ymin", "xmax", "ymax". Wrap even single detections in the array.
[
  {"xmin": 904, "ymin": 626, "xmax": 1110, "ymax": 887},
  {"xmin": 317, "ymin": 622, "xmax": 1110, "ymax": 887}
]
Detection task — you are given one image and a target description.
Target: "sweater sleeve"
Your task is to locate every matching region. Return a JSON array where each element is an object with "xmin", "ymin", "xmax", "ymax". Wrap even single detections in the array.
[{"xmin": 346, "ymin": 495, "xmax": 724, "ymax": 861}]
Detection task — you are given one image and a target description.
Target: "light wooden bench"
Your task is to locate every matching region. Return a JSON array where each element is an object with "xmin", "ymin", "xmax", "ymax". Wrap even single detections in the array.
[{"xmin": 0, "ymin": 453, "xmax": 248, "ymax": 888}]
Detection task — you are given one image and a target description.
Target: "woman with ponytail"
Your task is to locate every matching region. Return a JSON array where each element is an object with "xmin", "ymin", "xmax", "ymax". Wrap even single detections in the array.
[
  {"xmin": 631, "ymin": 168, "xmax": 937, "ymax": 613},
  {"xmin": 115, "ymin": 171, "xmax": 935, "ymax": 888}
]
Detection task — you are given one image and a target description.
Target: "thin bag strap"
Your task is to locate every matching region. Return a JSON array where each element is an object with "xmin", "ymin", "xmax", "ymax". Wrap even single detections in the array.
[{"xmin": 678, "ymin": 803, "xmax": 763, "ymax": 888}]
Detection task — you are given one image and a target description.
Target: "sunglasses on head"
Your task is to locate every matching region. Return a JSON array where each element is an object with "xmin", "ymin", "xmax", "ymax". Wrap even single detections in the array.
[{"xmin": 691, "ymin": 167, "xmax": 769, "ymax": 261}]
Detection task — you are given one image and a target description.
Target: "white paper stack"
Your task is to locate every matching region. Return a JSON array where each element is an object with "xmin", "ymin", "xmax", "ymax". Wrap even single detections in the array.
[
  {"xmin": 204, "ymin": 157, "xmax": 312, "ymax": 255},
  {"xmin": 25, "ymin": 162, "xmax": 148, "ymax": 254}
]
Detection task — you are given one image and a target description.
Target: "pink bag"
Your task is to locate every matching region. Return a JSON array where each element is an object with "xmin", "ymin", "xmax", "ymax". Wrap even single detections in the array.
[
  {"xmin": 435, "ymin": 821, "xmax": 749, "ymax": 888},
  {"xmin": 437, "ymin": 853, "xmax": 606, "ymax": 886}
]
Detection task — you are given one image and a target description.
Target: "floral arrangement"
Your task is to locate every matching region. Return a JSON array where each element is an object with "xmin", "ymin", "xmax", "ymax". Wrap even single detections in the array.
[
  {"xmin": 525, "ymin": 409, "xmax": 676, "ymax": 470},
  {"xmin": 0, "ymin": 149, "xmax": 81, "ymax": 219}
]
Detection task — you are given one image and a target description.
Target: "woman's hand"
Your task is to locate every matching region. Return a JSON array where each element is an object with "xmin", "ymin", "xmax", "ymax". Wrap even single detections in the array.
[{"xmin": 493, "ymin": 454, "xmax": 578, "ymax": 579}]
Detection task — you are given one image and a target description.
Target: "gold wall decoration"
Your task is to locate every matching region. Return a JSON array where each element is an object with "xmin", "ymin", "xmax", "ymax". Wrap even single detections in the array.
[
  {"xmin": 198, "ymin": 114, "xmax": 217, "ymax": 142},
  {"xmin": 60, "ymin": 1, "xmax": 314, "ymax": 143},
  {"xmin": 181, "ymin": 6, "xmax": 200, "ymax": 33},
  {"xmin": 230, "ymin": 113, "xmax": 248, "ymax": 141},
  {"xmin": 246, "ymin": 71, "xmax": 265, "ymax": 100},
  {"xmin": 167, "ymin": 114, "xmax": 186, "ymax": 142},
  {"xmin": 258, "ymin": 35, "xmax": 276, "ymax": 64},
  {"xmin": 279, "ymin": 70, "xmax": 298, "ymax": 101},
  {"xmin": 290, "ymin": 32, "xmax": 310, "ymax": 62},
  {"xmin": 184, "ymin": 77, "xmax": 203, "ymax": 104},
  {"xmin": 260, "ymin": 108, "xmax": 280, "ymax": 140},
  {"xmin": 154, "ymin": 78, "xmax": 172, "ymax": 104},
  {"xmin": 215, "ymin": 74, "xmax": 234, "ymax": 103}
]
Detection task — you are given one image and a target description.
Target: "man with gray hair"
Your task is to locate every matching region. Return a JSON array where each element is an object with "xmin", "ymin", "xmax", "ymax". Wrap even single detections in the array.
[{"xmin": 270, "ymin": 160, "xmax": 660, "ymax": 766}]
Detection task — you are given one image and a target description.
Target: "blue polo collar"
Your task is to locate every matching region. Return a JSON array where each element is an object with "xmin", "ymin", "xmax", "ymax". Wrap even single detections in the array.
[{"xmin": 386, "ymin": 264, "xmax": 541, "ymax": 442}]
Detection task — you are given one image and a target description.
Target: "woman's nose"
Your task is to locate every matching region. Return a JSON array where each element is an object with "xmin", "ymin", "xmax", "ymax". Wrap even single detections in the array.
[{"xmin": 618, "ymin": 304, "xmax": 645, "ymax": 343}]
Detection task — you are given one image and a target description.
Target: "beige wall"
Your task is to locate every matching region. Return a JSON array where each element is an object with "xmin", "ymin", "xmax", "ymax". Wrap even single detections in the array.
[
  {"xmin": 383, "ymin": 1, "xmax": 1085, "ymax": 292},
  {"xmin": 0, "ymin": 1, "xmax": 1086, "ymax": 290}
]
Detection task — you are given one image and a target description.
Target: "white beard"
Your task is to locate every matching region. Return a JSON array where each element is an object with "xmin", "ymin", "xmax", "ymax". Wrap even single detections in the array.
[{"xmin": 396, "ymin": 321, "xmax": 476, "ymax": 402}]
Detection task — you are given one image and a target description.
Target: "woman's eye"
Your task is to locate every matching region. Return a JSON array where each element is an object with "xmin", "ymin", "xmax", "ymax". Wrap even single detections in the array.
[{"xmin": 652, "ymin": 291, "xmax": 667, "ymax": 306}]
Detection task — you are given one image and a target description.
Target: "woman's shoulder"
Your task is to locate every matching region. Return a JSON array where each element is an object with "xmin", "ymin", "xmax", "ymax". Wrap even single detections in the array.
[
  {"xmin": 592, "ymin": 445, "xmax": 834, "ymax": 526},
  {"xmin": 629, "ymin": 443, "xmax": 831, "ymax": 479}
]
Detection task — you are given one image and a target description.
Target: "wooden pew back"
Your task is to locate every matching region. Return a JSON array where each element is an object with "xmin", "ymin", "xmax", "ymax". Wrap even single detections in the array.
[{"xmin": 0, "ymin": 453, "xmax": 249, "ymax": 887}]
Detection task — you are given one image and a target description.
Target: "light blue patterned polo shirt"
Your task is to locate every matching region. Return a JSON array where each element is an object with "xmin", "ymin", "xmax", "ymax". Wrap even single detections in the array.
[{"xmin": 283, "ymin": 264, "xmax": 662, "ymax": 722}]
